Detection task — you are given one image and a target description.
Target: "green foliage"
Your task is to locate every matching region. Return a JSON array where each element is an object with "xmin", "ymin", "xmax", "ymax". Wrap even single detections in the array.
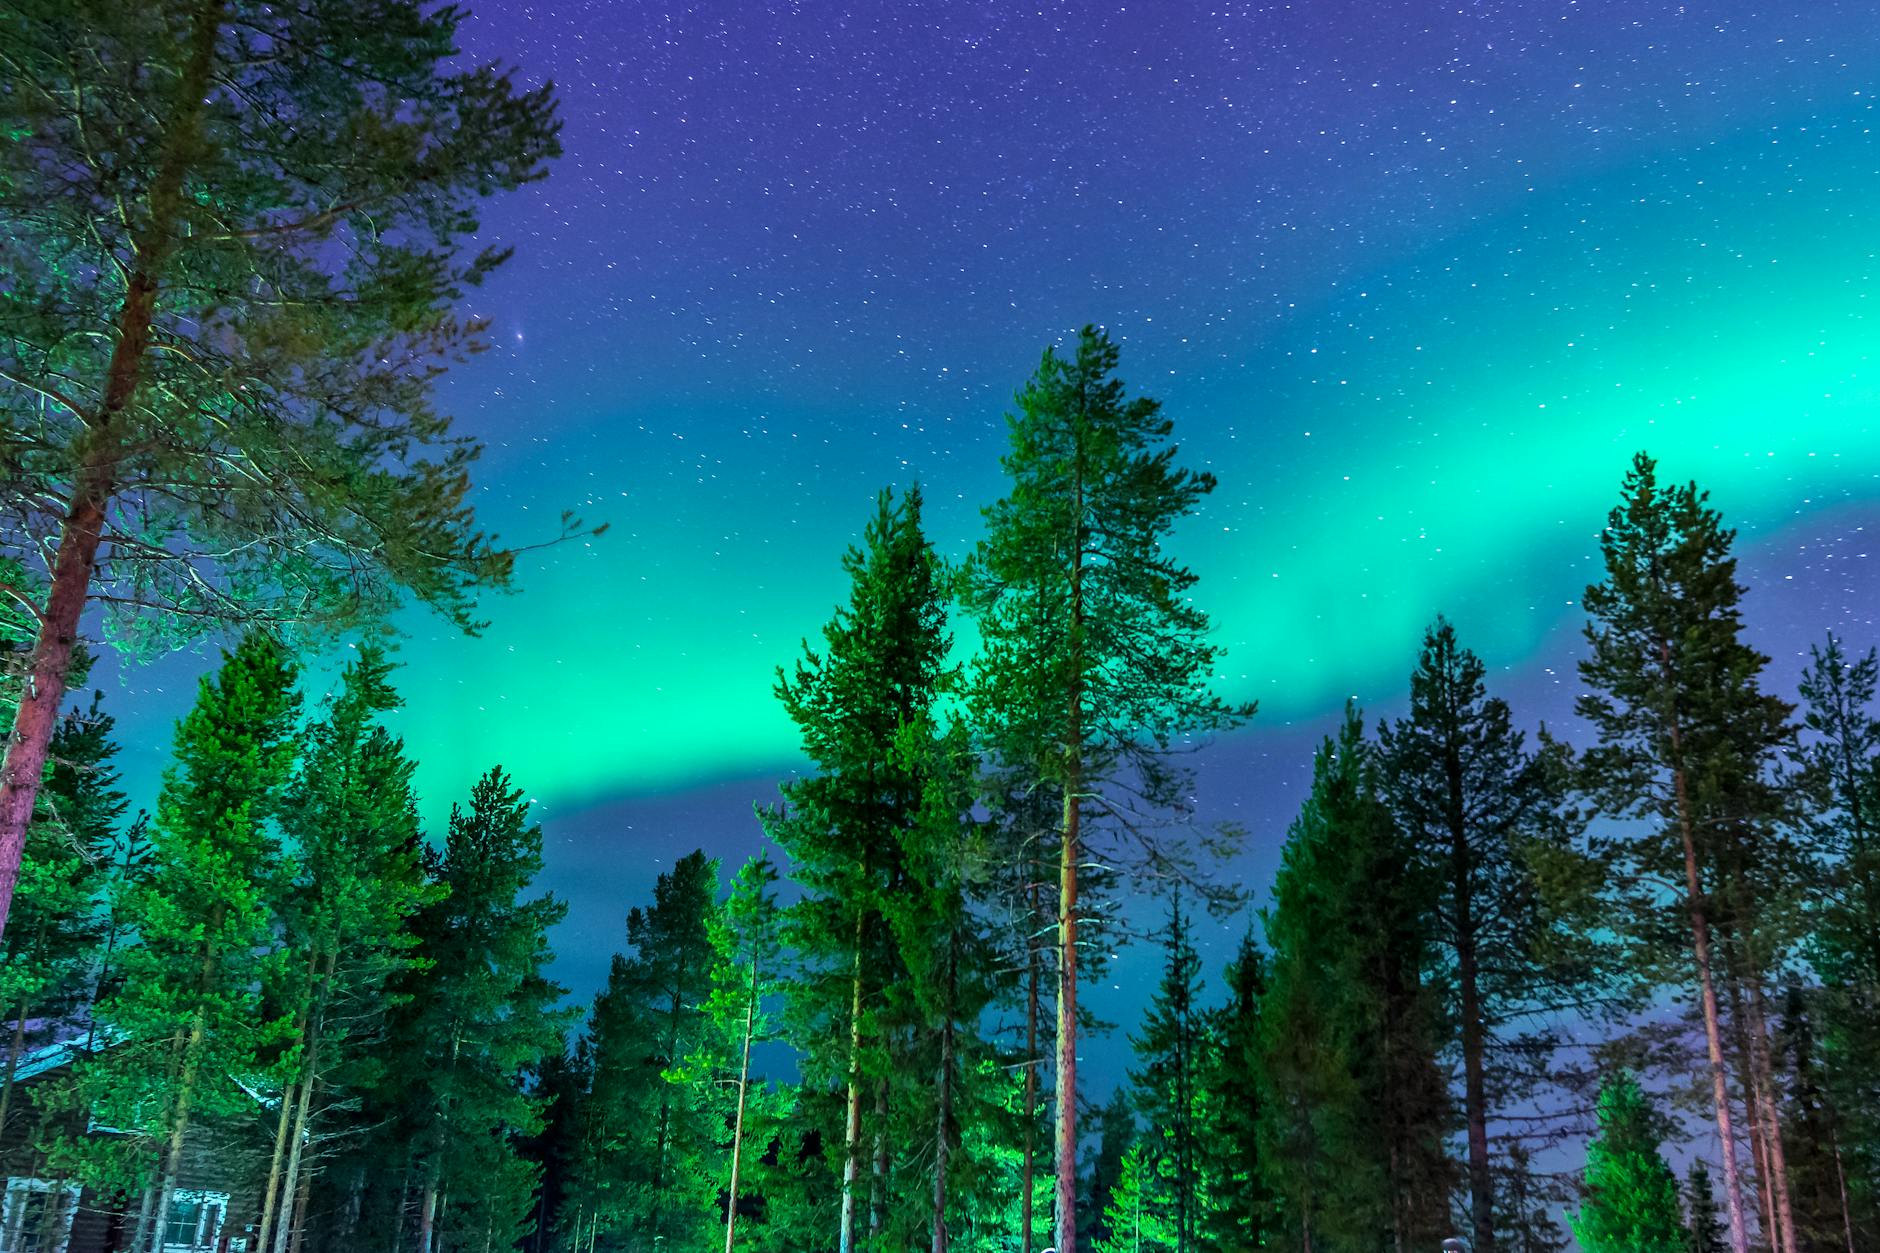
[
  {"xmin": 1258, "ymin": 705, "xmax": 1450, "ymax": 1253},
  {"xmin": 1198, "ymin": 929, "xmax": 1273, "ymax": 1252},
  {"xmin": 1093, "ymin": 1141, "xmax": 1176, "ymax": 1253},
  {"xmin": 1127, "ymin": 894, "xmax": 1207, "ymax": 1252},
  {"xmin": 561, "ymin": 849, "xmax": 724, "ymax": 1251},
  {"xmin": 1569, "ymin": 1073, "xmax": 1683, "ymax": 1253},
  {"xmin": 0, "ymin": 0, "xmax": 576, "ymax": 649},
  {"xmin": 390, "ymin": 767, "xmax": 573, "ymax": 1253},
  {"xmin": 1683, "ymin": 1160, "xmax": 1726, "ymax": 1253},
  {"xmin": 1375, "ymin": 617, "xmax": 1589, "ymax": 1252},
  {"xmin": 57, "ymin": 633, "xmax": 300, "ymax": 1194}
]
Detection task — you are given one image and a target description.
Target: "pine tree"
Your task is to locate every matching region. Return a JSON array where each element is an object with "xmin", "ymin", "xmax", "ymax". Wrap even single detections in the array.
[
  {"xmin": 1569, "ymin": 1073, "xmax": 1683, "ymax": 1253},
  {"xmin": 0, "ymin": 0, "xmax": 582, "ymax": 943},
  {"xmin": 1375, "ymin": 617, "xmax": 1582, "ymax": 1253},
  {"xmin": 58, "ymin": 633, "xmax": 300, "ymax": 1250},
  {"xmin": 764, "ymin": 484, "xmax": 950, "ymax": 1253},
  {"xmin": 964, "ymin": 325, "xmax": 1252, "ymax": 1253},
  {"xmin": 1258, "ymin": 706, "xmax": 1450, "ymax": 1253},
  {"xmin": 1577, "ymin": 452, "xmax": 1802, "ymax": 1253},
  {"xmin": 1685, "ymin": 1161, "xmax": 1727, "ymax": 1253},
  {"xmin": 395, "ymin": 768, "xmax": 571, "ymax": 1253},
  {"xmin": 1198, "ymin": 928, "xmax": 1271, "ymax": 1253},
  {"xmin": 1499, "ymin": 1145, "xmax": 1567, "ymax": 1253},
  {"xmin": 1128, "ymin": 895, "xmax": 1206, "ymax": 1253},
  {"xmin": 258, "ymin": 649, "xmax": 436, "ymax": 1253}
]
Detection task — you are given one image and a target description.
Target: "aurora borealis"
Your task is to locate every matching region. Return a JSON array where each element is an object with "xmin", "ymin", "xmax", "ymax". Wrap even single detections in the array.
[{"xmin": 102, "ymin": 0, "xmax": 1880, "ymax": 1007}]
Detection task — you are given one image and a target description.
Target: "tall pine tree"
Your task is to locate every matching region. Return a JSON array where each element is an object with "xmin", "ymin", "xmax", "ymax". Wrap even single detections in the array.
[{"xmin": 965, "ymin": 326, "xmax": 1251, "ymax": 1253}]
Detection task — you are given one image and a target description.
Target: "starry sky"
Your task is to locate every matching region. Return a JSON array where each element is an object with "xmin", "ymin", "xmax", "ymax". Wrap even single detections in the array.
[{"xmin": 104, "ymin": 0, "xmax": 1880, "ymax": 1085}]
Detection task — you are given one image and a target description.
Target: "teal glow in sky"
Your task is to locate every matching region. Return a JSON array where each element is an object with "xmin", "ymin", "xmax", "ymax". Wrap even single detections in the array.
[{"xmin": 99, "ymin": 4, "xmax": 1880, "ymax": 1005}]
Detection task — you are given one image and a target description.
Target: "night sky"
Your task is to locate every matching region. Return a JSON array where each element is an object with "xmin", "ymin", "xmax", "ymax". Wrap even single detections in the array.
[{"xmin": 102, "ymin": 1, "xmax": 1880, "ymax": 1090}]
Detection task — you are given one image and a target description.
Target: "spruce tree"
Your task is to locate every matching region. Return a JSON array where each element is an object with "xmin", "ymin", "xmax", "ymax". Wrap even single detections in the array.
[
  {"xmin": 764, "ymin": 484, "xmax": 949, "ymax": 1253},
  {"xmin": 59, "ymin": 633, "xmax": 300, "ymax": 1251},
  {"xmin": 1258, "ymin": 706, "xmax": 1449, "ymax": 1253},
  {"xmin": 1577, "ymin": 452, "xmax": 1803, "ymax": 1253},
  {"xmin": 564, "ymin": 849, "xmax": 723, "ymax": 1250},
  {"xmin": 1085, "ymin": 1090, "xmax": 1134, "ymax": 1249},
  {"xmin": 1375, "ymin": 617, "xmax": 1581, "ymax": 1253},
  {"xmin": 259, "ymin": 649, "xmax": 435, "ymax": 1253},
  {"xmin": 1094, "ymin": 1140, "xmax": 1176, "ymax": 1253},
  {"xmin": 0, "ymin": 695, "xmax": 124, "ymax": 1141},
  {"xmin": 1796, "ymin": 633, "xmax": 1880, "ymax": 1238},
  {"xmin": 1569, "ymin": 1073, "xmax": 1683, "ymax": 1253},
  {"xmin": 394, "ymin": 768, "xmax": 571, "ymax": 1253},
  {"xmin": 1127, "ymin": 895, "xmax": 1206, "ymax": 1253},
  {"xmin": 691, "ymin": 853, "xmax": 785, "ymax": 1253},
  {"xmin": 964, "ymin": 326, "xmax": 1252, "ymax": 1253},
  {"xmin": 1198, "ymin": 928, "xmax": 1272, "ymax": 1253},
  {"xmin": 0, "ymin": 0, "xmax": 581, "ymax": 942},
  {"xmin": 1684, "ymin": 1161, "xmax": 1727, "ymax": 1253}
]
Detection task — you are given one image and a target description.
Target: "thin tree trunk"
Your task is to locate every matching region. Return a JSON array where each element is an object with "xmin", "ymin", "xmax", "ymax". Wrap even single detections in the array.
[
  {"xmin": 1832, "ymin": 1126, "xmax": 1857, "ymax": 1253},
  {"xmin": 1742, "ymin": 975, "xmax": 1799, "ymax": 1253},
  {"xmin": 131, "ymin": 1184, "xmax": 157, "ymax": 1253},
  {"xmin": 869, "ymin": 1076, "xmax": 889, "ymax": 1235},
  {"xmin": 1668, "ymin": 746, "xmax": 1753, "ymax": 1253},
  {"xmin": 255, "ymin": 1076, "xmax": 295, "ymax": 1253},
  {"xmin": 1022, "ymin": 881, "xmax": 1040, "ymax": 1253},
  {"xmin": 723, "ymin": 956, "xmax": 758, "ymax": 1253},
  {"xmin": 417, "ymin": 1178, "xmax": 438, "ymax": 1253},
  {"xmin": 838, "ymin": 925, "xmax": 864, "ymax": 1253},
  {"xmin": 0, "ymin": 993, "xmax": 30, "ymax": 1142},
  {"xmin": 1727, "ymin": 975, "xmax": 1778, "ymax": 1245},
  {"xmin": 283, "ymin": 1168, "xmax": 309, "ymax": 1253},
  {"xmin": 932, "ymin": 940, "xmax": 957, "ymax": 1253},
  {"xmin": 150, "ymin": 1010, "xmax": 210, "ymax": 1253},
  {"xmin": 0, "ymin": 0, "xmax": 225, "ymax": 942},
  {"xmin": 272, "ymin": 1056, "xmax": 320, "ymax": 1253},
  {"xmin": 1054, "ymin": 776, "xmax": 1081, "ymax": 1253}
]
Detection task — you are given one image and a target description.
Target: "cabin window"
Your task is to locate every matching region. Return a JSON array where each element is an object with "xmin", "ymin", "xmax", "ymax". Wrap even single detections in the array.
[
  {"xmin": 0, "ymin": 1178, "xmax": 79, "ymax": 1253},
  {"xmin": 160, "ymin": 1190, "xmax": 228, "ymax": 1253}
]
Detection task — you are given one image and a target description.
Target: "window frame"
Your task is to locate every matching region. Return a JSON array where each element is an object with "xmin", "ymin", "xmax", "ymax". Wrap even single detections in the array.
[
  {"xmin": 0, "ymin": 1177, "xmax": 80, "ymax": 1253},
  {"xmin": 158, "ymin": 1188, "xmax": 229, "ymax": 1253}
]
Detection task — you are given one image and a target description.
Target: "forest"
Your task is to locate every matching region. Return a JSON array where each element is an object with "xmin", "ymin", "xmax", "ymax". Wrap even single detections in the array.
[{"xmin": 0, "ymin": 2, "xmax": 1873, "ymax": 1253}]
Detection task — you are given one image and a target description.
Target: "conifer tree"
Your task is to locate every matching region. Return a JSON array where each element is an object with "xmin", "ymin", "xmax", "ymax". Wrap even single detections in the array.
[
  {"xmin": 395, "ymin": 768, "xmax": 571, "ymax": 1253},
  {"xmin": 1569, "ymin": 1073, "xmax": 1683, "ymax": 1253},
  {"xmin": 693, "ymin": 853, "xmax": 784, "ymax": 1253},
  {"xmin": 764, "ymin": 484, "xmax": 949, "ymax": 1253},
  {"xmin": 965, "ymin": 326, "xmax": 1251, "ymax": 1253},
  {"xmin": 1094, "ymin": 1141, "xmax": 1176, "ymax": 1253},
  {"xmin": 258, "ymin": 649, "xmax": 435, "ymax": 1253},
  {"xmin": 1376, "ymin": 617, "xmax": 1581, "ymax": 1253},
  {"xmin": 0, "ymin": 0, "xmax": 582, "ymax": 942},
  {"xmin": 1199, "ymin": 928, "xmax": 1272, "ymax": 1253},
  {"xmin": 1796, "ymin": 634, "xmax": 1880, "ymax": 1233},
  {"xmin": 1578, "ymin": 452, "xmax": 1802, "ymax": 1253},
  {"xmin": 1128, "ymin": 895, "xmax": 1207, "ymax": 1253},
  {"xmin": 59, "ymin": 633, "xmax": 299, "ymax": 1251},
  {"xmin": 0, "ymin": 695, "xmax": 124, "ymax": 1141},
  {"xmin": 1685, "ymin": 1161, "xmax": 1728, "ymax": 1253},
  {"xmin": 1258, "ymin": 706, "xmax": 1449, "ymax": 1253},
  {"xmin": 1085, "ymin": 1090, "xmax": 1134, "ymax": 1249},
  {"xmin": 564, "ymin": 849, "xmax": 724, "ymax": 1250}
]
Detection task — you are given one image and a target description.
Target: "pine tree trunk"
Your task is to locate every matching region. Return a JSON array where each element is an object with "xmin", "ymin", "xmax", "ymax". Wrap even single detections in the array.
[
  {"xmin": 1022, "ymin": 881, "xmax": 1040, "ymax": 1253},
  {"xmin": 131, "ymin": 1184, "xmax": 157, "ymax": 1253},
  {"xmin": 869, "ymin": 1077, "xmax": 889, "ymax": 1236},
  {"xmin": 1443, "ymin": 738, "xmax": 1496, "ymax": 1253},
  {"xmin": 150, "ymin": 1010, "xmax": 210, "ymax": 1253},
  {"xmin": 0, "ymin": 0, "xmax": 225, "ymax": 942},
  {"xmin": 1054, "ymin": 777, "xmax": 1081, "ymax": 1253},
  {"xmin": 287, "ymin": 1169, "xmax": 311, "ymax": 1253},
  {"xmin": 0, "ymin": 993, "xmax": 30, "ymax": 1142},
  {"xmin": 417, "ymin": 1178, "xmax": 438, "ymax": 1253},
  {"xmin": 1742, "ymin": 974, "xmax": 1799, "ymax": 1253},
  {"xmin": 931, "ymin": 939, "xmax": 957, "ymax": 1253},
  {"xmin": 1832, "ymin": 1126, "xmax": 1857, "ymax": 1253},
  {"xmin": 1727, "ymin": 979, "xmax": 1778, "ymax": 1245},
  {"xmin": 1669, "ymin": 749, "xmax": 1753, "ymax": 1253},
  {"xmin": 724, "ymin": 959, "xmax": 757, "ymax": 1253},
  {"xmin": 838, "ymin": 928, "xmax": 865, "ymax": 1253},
  {"xmin": 256, "ymin": 1077, "xmax": 295, "ymax": 1253},
  {"xmin": 272, "ymin": 1054, "xmax": 321, "ymax": 1253}
]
